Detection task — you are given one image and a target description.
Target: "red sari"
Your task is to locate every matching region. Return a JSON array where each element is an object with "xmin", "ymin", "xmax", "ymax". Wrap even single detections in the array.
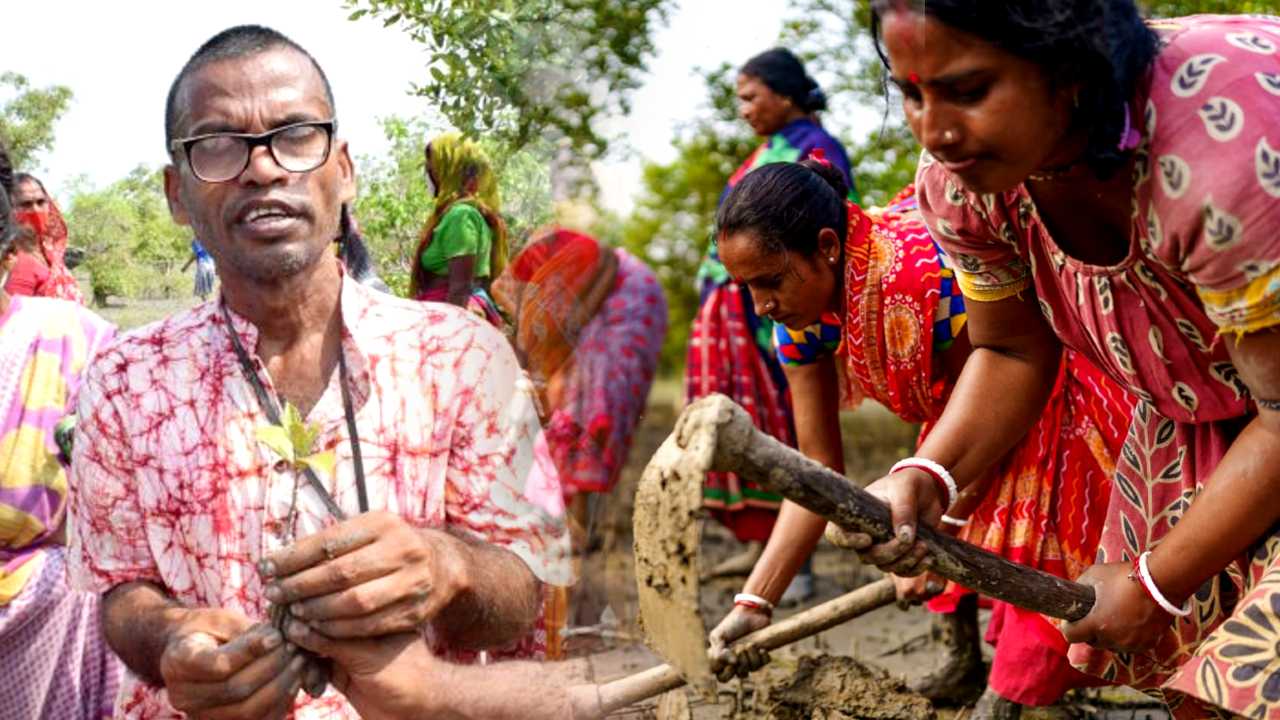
[
  {"xmin": 783, "ymin": 189, "xmax": 1134, "ymax": 704},
  {"xmin": 13, "ymin": 201, "xmax": 85, "ymax": 305}
]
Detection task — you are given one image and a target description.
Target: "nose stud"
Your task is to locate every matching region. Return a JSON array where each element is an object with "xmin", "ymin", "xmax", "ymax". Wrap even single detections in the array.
[{"xmin": 943, "ymin": 130, "xmax": 956, "ymax": 143}]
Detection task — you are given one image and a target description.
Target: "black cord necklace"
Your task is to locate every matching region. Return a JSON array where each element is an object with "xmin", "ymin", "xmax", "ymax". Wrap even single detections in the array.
[{"xmin": 220, "ymin": 302, "xmax": 369, "ymax": 519}]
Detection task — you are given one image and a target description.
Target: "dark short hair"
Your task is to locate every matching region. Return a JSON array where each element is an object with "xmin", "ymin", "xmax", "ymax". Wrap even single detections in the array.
[
  {"xmin": 870, "ymin": 0, "xmax": 1158, "ymax": 178},
  {"xmin": 164, "ymin": 24, "xmax": 337, "ymax": 149},
  {"xmin": 717, "ymin": 159, "xmax": 848, "ymax": 257},
  {"xmin": 740, "ymin": 47, "xmax": 828, "ymax": 113}
]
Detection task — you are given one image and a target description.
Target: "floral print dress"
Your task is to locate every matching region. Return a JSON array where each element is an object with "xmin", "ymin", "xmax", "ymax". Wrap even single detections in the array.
[{"xmin": 917, "ymin": 14, "xmax": 1280, "ymax": 718}]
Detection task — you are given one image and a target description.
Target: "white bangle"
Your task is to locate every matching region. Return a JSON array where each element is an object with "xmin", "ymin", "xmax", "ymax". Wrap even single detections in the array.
[
  {"xmin": 733, "ymin": 592, "xmax": 775, "ymax": 613},
  {"xmin": 1137, "ymin": 551, "xmax": 1192, "ymax": 617},
  {"xmin": 941, "ymin": 515, "xmax": 969, "ymax": 527},
  {"xmin": 890, "ymin": 457, "xmax": 958, "ymax": 508}
]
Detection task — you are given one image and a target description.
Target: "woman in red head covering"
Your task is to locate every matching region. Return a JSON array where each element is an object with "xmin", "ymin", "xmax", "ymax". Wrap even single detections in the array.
[{"xmin": 11, "ymin": 174, "xmax": 85, "ymax": 305}]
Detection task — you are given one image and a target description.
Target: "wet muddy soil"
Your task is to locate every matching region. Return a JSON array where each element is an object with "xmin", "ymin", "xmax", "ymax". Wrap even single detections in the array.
[{"xmin": 566, "ymin": 392, "xmax": 1168, "ymax": 720}]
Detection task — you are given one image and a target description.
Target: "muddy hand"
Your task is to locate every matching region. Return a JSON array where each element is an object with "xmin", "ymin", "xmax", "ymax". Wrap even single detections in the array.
[
  {"xmin": 825, "ymin": 468, "xmax": 941, "ymax": 577},
  {"xmin": 283, "ymin": 618, "xmax": 431, "ymax": 720},
  {"xmin": 891, "ymin": 573, "xmax": 945, "ymax": 608},
  {"xmin": 1062, "ymin": 561, "xmax": 1172, "ymax": 653},
  {"xmin": 259, "ymin": 512, "xmax": 469, "ymax": 639},
  {"xmin": 270, "ymin": 598, "xmax": 332, "ymax": 698},
  {"xmin": 161, "ymin": 623, "xmax": 305, "ymax": 720},
  {"xmin": 708, "ymin": 604, "xmax": 773, "ymax": 681}
]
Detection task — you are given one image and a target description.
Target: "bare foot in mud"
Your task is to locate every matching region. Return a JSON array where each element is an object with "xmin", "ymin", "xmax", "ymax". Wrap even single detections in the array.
[
  {"xmin": 908, "ymin": 594, "xmax": 986, "ymax": 705},
  {"xmin": 702, "ymin": 541, "xmax": 764, "ymax": 579}
]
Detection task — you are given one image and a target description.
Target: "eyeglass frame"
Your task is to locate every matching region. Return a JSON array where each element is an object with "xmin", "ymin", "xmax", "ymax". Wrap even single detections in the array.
[{"xmin": 168, "ymin": 118, "xmax": 339, "ymax": 183}]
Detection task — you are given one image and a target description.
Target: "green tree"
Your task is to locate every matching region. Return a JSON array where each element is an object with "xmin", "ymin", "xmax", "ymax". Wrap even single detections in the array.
[
  {"xmin": 1145, "ymin": 1, "xmax": 1274, "ymax": 13},
  {"xmin": 0, "ymin": 73, "xmax": 74, "ymax": 171},
  {"xmin": 775, "ymin": 0, "xmax": 1260, "ymax": 203},
  {"xmin": 353, "ymin": 115, "xmax": 554, "ymax": 296},
  {"xmin": 353, "ymin": 117, "xmax": 434, "ymax": 295},
  {"xmin": 617, "ymin": 65, "xmax": 756, "ymax": 375},
  {"xmin": 779, "ymin": 0, "xmax": 918, "ymax": 206},
  {"xmin": 64, "ymin": 166, "xmax": 189, "ymax": 306},
  {"xmin": 344, "ymin": 0, "xmax": 671, "ymax": 165}
]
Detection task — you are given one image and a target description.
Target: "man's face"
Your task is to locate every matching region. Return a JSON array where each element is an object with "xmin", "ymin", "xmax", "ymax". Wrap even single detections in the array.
[
  {"xmin": 12, "ymin": 180, "xmax": 49, "ymax": 216},
  {"xmin": 164, "ymin": 47, "xmax": 354, "ymax": 285}
]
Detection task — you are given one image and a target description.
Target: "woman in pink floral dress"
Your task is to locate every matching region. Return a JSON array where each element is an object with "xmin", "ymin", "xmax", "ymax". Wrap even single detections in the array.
[{"xmin": 841, "ymin": 3, "xmax": 1280, "ymax": 718}]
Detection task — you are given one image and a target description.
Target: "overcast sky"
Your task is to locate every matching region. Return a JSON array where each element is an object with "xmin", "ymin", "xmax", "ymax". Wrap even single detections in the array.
[{"xmin": 0, "ymin": 1, "xmax": 794, "ymax": 215}]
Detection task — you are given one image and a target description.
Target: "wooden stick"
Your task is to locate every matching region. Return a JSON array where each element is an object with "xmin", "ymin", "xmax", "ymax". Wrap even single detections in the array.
[
  {"xmin": 698, "ymin": 395, "xmax": 1095, "ymax": 622},
  {"xmin": 597, "ymin": 579, "xmax": 897, "ymax": 712}
]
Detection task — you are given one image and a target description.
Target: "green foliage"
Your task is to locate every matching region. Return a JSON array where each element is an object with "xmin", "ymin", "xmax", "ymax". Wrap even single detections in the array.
[
  {"xmin": 352, "ymin": 117, "xmax": 433, "ymax": 295},
  {"xmin": 63, "ymin": 166, "xmax": 189, "ymax": 306},
  {"xmin": 353, "ymin": 115, "xmax": 553, "ymax": 296},
  {"xmin": 614, "ymin": 0, "xmax": 922, "ymax": 377},
  {"xmin": 779, "ymin": 0, "xmax": 919, "ymax": 207},
  {"xmin": 617, "ymin": 65, "xmax": 756, "ymax": 375},
  {"xmin": 771, "ymin": 0, "xmax": 1278, "ymax": 203},
  {"xmin": 0, "ymin": 73, "xmax": 74, "ymax": 170},
  {"xmin": 345, "ymin": 0, "xmax": 671, "ymax": 165},
  {"xmin": 1144, "ymin": 1, "xmax": 1275, "ymax": 13}
]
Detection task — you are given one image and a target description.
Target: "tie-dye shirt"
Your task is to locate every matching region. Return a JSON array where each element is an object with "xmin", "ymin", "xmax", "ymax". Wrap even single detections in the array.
[
  {"xmin": 69, "ymin": 275, "xmax": 571, "ymax": 720},
  {"xmin": 0, "ymin": 296, "xmax": 113, "ymax": 603}
]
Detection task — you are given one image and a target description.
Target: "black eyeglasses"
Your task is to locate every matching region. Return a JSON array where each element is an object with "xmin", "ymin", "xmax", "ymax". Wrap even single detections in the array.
[{"xmin": 169, "ymin": 119, "xmax": 337, "ymax": 183}]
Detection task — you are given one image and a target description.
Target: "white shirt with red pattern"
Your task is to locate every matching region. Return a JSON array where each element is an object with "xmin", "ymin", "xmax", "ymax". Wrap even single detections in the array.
[{"xmin": 68, "ymin": 276, "xmax": 572, "ymax": 720}]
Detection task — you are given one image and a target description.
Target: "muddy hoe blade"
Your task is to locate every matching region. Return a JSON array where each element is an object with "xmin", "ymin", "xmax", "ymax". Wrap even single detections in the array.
[{"xmin": 628, "ymin": 394, "xmax": 1095, "ymax": 707}]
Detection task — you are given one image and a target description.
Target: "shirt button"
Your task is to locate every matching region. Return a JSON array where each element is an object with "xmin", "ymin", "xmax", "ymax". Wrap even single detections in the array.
[{"xmin": 273, "ymin": 460, "xmax": 289, "ymax": 473}]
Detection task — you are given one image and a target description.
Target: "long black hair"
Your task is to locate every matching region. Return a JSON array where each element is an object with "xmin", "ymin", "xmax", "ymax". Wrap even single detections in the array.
[
  {"xmin": 717, "ymin": 159, "xmax": 849, "ymax": 256},
  {"xmin": 336, "ymin": 204, "xmax": 374, "ymax": 281},
  {"xmin": 0, "ymin": 184, "xmax": 17, "ymax": 260},
  {"xmin": 0, "ymin": 141, "xmax": 17, "ymax": 259},
  {"xmin": 870, "ymin": 0, "xmax": 1159, "ymax": 177},
  {"xmin": 740, "ymin": 47, "xmax": 829, "ymax": 113},
  {"xmin": 0, "ymin": 143, "xmax": 12, "ymax": 197}
]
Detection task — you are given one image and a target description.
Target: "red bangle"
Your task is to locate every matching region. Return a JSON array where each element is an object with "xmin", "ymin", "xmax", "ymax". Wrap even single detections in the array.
[
  {"xmin": 734, "ymin": 599, "xmax": 772, "ymax": 616},
  {"xmin": 1129, "ymin": 556, "xmax": 1168, "ymax": 615},
  {"xmin": 910, "ymin": 466, "xmax": 951, "ymax": 507},
  {"xmin": 890, "ymin": 458, "xmax": 958, "ymax": 508}
]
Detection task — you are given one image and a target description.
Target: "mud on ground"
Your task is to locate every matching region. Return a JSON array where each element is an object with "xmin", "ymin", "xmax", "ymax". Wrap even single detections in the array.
[{"xmin": 564, "ymin": 391, "xmax": 1168, "ymax": 720}]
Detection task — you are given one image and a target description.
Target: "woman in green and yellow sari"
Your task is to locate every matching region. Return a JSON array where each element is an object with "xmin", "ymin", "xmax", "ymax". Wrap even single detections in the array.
[{"xmin": 410, "ymin": 133, "xmax": 508, "ymax": 325}]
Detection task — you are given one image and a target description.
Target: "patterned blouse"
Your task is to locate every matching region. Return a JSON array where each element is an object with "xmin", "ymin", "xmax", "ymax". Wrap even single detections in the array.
[
  {"xmin": 918, "ymin": 14, "xmax": 1280, "ymax": 425},
  {"xmin": 69, "ymin": 276, "xmax": 571, "ymax": 720}
]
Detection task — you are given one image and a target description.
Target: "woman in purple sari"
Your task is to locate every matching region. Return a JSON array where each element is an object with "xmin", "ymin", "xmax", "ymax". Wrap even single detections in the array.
[{"xmin": 0, "ymin": 168, "xmax": 121, "ymax": 718}]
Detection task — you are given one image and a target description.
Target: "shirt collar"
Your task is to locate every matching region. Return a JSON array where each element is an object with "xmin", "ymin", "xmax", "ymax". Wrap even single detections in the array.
[{"xmin": 216, "ymin": 267, "xmax": 375, "ymax": 408}]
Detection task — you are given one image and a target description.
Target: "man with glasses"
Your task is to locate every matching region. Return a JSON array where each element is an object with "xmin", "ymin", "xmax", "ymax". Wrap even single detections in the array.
[{"xmin": 68, "ymin": 25, "xmax": 570, "ymax": 720}]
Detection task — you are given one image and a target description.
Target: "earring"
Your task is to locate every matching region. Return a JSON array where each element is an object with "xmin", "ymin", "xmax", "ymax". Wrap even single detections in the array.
[
  {"xmin": 829, "ymin": 256, "xmax": 837, "ymax": 264},
  {"xmin": 943, "ymin": 129, "xmax": 956, "ymax": 143}
]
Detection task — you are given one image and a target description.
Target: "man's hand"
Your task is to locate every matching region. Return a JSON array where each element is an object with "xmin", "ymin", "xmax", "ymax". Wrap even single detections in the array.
[
  {"xmin": 282, "ymin": 619, "xmax": 432, "ymax": 720},
  {"xmin": 707, "ymin": 605, "xmax": 773, "ymax": 681},
  {"xmin": 259, "ymin": 512, "xmax": 470, "ymax": 639},
  {"xmin": 160, "ymin": 618, "xmax": 305, "ymax": 720}
]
